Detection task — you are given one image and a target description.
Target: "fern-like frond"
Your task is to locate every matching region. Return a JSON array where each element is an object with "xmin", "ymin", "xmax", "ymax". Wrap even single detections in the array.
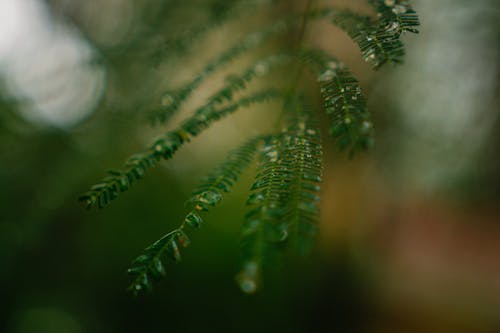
[
  {"xmin": 78, "ymin": 0, "xmax": 420, "ymax": 296},
  {"xmin": 369, "ymin": 0, "xmax": 420, "ymax": 35},
  {"xmin": 301, "ymin": 49, "xmax": 373, "ymax": 156},
  {"xmin": 127, "ymin": 229, "xmax": 189, "ymax": 295},
  {"xmin": 128, "ymin": 136, "xmax": 263, "ymax": 294},
  {"xmin": 311, "ymin": 6, "xmax": 418, "ymax": 68},
  {"xmin": 209, "ymin": 53, "xmax": 294, "ymax": 105},
  {"xmin": 151, "ymin": 0, "xmax": 279, "ymax": 64},
  {"xmin": 80, "ymin": 90, "xmax": 282, "ymax": 209},
  {"xmin": 237, "ymin": 99, "xmax": 322, "ymax": 293},
  {"xmin": 151, "ymin": 19, "xmax": 293, "ymax": 124},
  {"xmin": 237, "ymin": 136, "xmax": 285, "ymax": 293},
  {"xmin": 184, "ymin": 135, "xmax": 265, "ymax": 227},
  {"xmin": 281, "ymin": 103, "xmax": 323, "ymax": 255}
]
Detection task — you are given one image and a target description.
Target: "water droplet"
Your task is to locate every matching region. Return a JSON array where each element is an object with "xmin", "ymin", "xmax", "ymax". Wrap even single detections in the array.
[
  {"xmin": 392, "ymin": 5, "xmax": 407, "ymax": 14},
  {"xmin": 177, "ymin": 230, "xmax": 191, "ymax": 248},
  {"xmin": 237, "ymin": 262, "xmax": 259, "ymax": 294},
  {"xmin": 303, "ymin": 173, "xmax": 321, "ymax": 182},
  {"xmin": 389, "ymin": 22, "xmax": 400, "ymax": 31},
  {"xmin": 265, "ymin": 150, "xmax": 278, "ymax": 162},
  {"xmin": 198, "ymin": 190, "xmax": 222, "ymax": 206},
  {"xmin": 301, "ymin": 191, "xmax": 320, "ymax": 202},
  {"xmin": 327, "ymin": 61, "xmax": 338, "ymax": 69},
  {"xmin": 239, "ymin": 278, "xmax": 257, "ymax": 294},
  {"xmin": 242, "ymin": 219, "xmax": 260, "ymax": 236},
  {"xmin": 361, "ymin": 121, "xmax": 372, "ymax": 133},
  {"xmin": 279, "ymin": 229, "xmax": 288, "ymax": 241},
  {"xmin": 299, "ymin": 201, "xmax": 318, "ymax": 214},
  {"xmin": 306, "ymin": 129, "xmax": 316, "ymax": 135},
  {"xmin": 254, "ymin": 62, "xmax": 269, "ymax": 75},
  {"xmin": 168, "ymin": 240, "xmax": 181, "ymax": 261},
  {"xmin": 318, "ymin": 69, "xmax": 335, "ymax": 82},
  {"xmin": 366, "ymin": 35, "xmax": 373, "ymax": 41},
  {"xmin": 196, "ymin": 113, "xmax": 208, "ymax": 122},
  {"xmin": 303, "ymin": 182, "xmax": 321, "ymax": 192},
  {"xmin": 185, "ymin": 211, "xmax": 202, "ymax": 228},
  {"xmin": 251, "ymin": 178, "xmax": 268, "ymax": 190},
  {"xmin": 140, "ymin": 273, "xmax": 151, "ymax": 290},
  {"xmin": 153, "ymin": 258, "xmax": 165, "ymax": 276},
  {"xmin": 161, "ymin": 93, "xmax": 175, "ymax": 107},
  {"xmin": 247, "ymin": 192, "xmax": 265, "ymax": 205},
  {"xmin": 344, "ymin": 117, "xmax": 352, "ymax": 124}
]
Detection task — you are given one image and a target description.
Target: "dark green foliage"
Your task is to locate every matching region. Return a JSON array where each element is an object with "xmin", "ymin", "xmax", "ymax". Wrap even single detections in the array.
[
  {"xmin": 128, "ymin": 136, "xmax": 263, "ymax": 293},
  {"xmin": 79, "ymin": 90, "xmax": 280, "ymax": 209},
  {"xmin": 151, "ymin": 18, "xmax": 293, "ymax": 124},
  {"xmin": 238, "ymin": 101, "xmax": 322, "ymax": 293},
  {"xmin": 128, "ymin": 229, "xmax": 189, "ymax": 295},
  {"xmin": 151, "ymin": 0, "xmax": 280, "ymax": 64},
  {"xmin": 208, "ymin": 53, "xmax": 294, "ymax": 105},
  {"xmin": 301, "ymin": 49, "xmax": 373, "ymax": 156},
  {"xmin": 313, "ymin": 1, "xmax": 419, "ymax": 68},
  {"xmin": 81, "ymin": 0, "xmax": 419, "ymax": 295},
  {"xmin": 369, "ymin": 0, "xmax": 420, "ymax": 35}
]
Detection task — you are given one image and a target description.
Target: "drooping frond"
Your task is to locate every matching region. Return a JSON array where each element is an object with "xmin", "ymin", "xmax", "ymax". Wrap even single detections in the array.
[
  {"xmin": 151, "ymin": 0, "xmax": 280, "ymax": 64},
  {"xmin": 77, "ymin": 0, "xmax": 420, "ymax": 296},
  {"xmin": 311, "ymin": 6, "xmax": 418, "ymax": 68},
  {"xmin": 330, "ymin": 10, "xmax": 403, "ymax": 68},
  {"xmin": 79, "ymin": 90, "xmax": 282, "ymax": 209},
  {"xmin": 237, "ymin": 99, "xmax": 322, "ymax": 293},
  {"xmin": 237, "ymin": 136, "xmax": 286, "ymax": 293},
  {"xmin": 301, "ymin": 49, "xmax": 373, "ymax": 156},
  {"xmin": 127, "ymin": 229, "xmax": 189, "ymax": 295},
  {"xmin": 128, "ymin": 136, "xmax": 263, "ymax": 294},
  {"xmin": 280, "ymin": 101, "xmax": 323, "ymax": 255},
  {"xmin": 151, "ymin": 19, "xmax": 293, "ymax": 124},
  {"xmin": 209, "ymin": 53, "xmax": 294, "ymax": 105},
  {"xmin": 184, "ymin": 135, "xmax": 265, "ymax": 228},
  {"xmin": 368, "ymin": 0, "xmax": 420, "ymax": 35}
]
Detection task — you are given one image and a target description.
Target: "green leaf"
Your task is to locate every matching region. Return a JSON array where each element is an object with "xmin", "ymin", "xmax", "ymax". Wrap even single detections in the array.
[
  {"xmin": 79, "ymin": 91, "xmax": 282, "ymax": 210},
  {"xmin": 301, "ymin": 49, "xmax": 374, "ymax": 156},
  {"xmin": 237, "ymin": 99, "xmax": 323, "ymax": 293}
]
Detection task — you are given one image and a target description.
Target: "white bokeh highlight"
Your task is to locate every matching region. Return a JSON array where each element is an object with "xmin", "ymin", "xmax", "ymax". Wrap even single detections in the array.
[{"xmin": 0, "ymin": 0, "xmax": 105, "ymax": 128}]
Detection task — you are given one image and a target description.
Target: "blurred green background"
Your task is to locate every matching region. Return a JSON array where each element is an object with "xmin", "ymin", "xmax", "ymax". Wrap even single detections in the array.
[{"xmin": 1, "ymin": 0, "xmax": 499, "ymax": 332}]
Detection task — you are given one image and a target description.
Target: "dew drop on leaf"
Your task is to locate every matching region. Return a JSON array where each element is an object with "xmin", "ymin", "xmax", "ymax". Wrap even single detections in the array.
[
  {"xmin": 237, "ymin": 261, "xmax": 259, "ymax": 294},
  {"xmin": 161, "ymin": 93, "xmax": 175, "ymax": 107},
  {"xmin": 168, "ymin": 240, "xmax": 181, "ymax": 262},
  {"xmin": 185, "ymin": 211, "xmax": 203, "ymax": 228},
  {"xmin": 254, "ymin": 62, "xmax": 269, "ymax": 76},
  {"xmin": 302, "ymin": 173, "xmax": 321, "ymax": 182},
  {"xmin": 176, "ymin": 230, "xmax": 191, "ymax": 248},
  {"xmin": 153, "ymin": 257, "xmax": 165, "ymax": 276},
  {"xmin": 318, "ymin": 69, "xmax": 335, "ymax": 82},
  {"xmin": 247, "ymin": 192, "xmax": 265, "ymax": 205},
  {"xmin": 239, "ymin": 278, "xmax": 257, "ymax": 294},
  {"xmin": 392, "ymin": 5, "xmax": 407, "ymax": 14},
  {"xmin": 199, "ymin": 190, "xmax": 222, "ymax": 206}
]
